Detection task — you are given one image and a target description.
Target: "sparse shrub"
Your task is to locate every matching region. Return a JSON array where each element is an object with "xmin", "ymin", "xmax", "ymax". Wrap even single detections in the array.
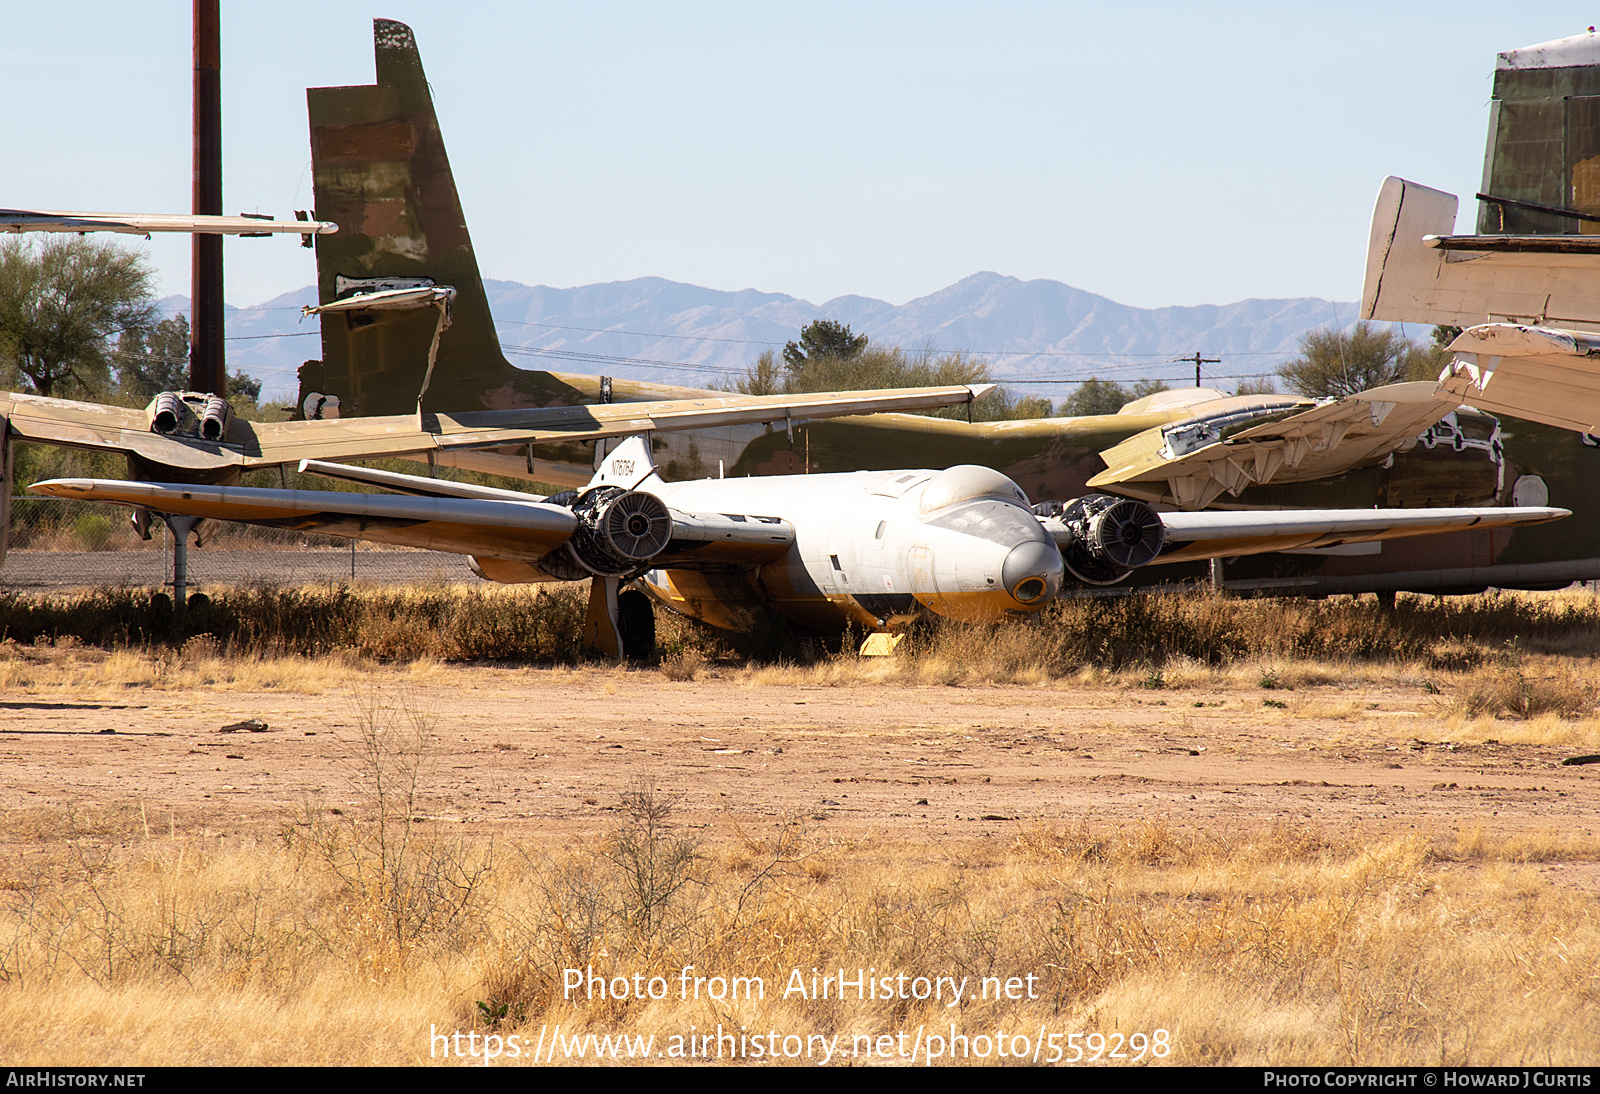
[
  {"xmin": 1452, "ymin": 662, "xmax": 1592, "ymax": 720},
  {"xmin": 282, "ymin": 692, "xmax": 494, "ymax": 957},
  {"xmin": 72, "ymin": 514, "xmax": 113, "ymax": 550},
  {"xmin": 602, "ymin": 778, "xmax": 702, "ymax": 938},
  {"xmin": 660, "ymin": 648, "xmax": 703, "ymax": 682}
]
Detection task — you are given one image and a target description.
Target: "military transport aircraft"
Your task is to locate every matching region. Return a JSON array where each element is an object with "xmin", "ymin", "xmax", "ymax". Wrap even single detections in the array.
[
  {"xmin": 1362, "ymin": 29, "xmax": 1600, "ymax": 436},
  {"xmin": 279, "ymin": 19, "xmax": 1600, "ymax": 603}
]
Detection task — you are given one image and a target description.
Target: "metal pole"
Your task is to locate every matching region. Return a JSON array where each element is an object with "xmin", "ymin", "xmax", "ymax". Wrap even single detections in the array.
[
  {"xmin": 168, "ymin": 516, "xmax": 200, "ymax": 608},
  {"xmin": 190, "ymin": 0, "xmax": 224, "ymax": 396}
]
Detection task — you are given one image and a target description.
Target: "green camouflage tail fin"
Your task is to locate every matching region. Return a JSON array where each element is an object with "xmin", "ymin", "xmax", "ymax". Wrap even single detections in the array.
[
  {"xmin": 300, "ymin": 18, "xmax": 587, "ymax": 418},
  {"xmin": 1478, "ymin": 32, "xmax": 1600, "ymax": 236}
]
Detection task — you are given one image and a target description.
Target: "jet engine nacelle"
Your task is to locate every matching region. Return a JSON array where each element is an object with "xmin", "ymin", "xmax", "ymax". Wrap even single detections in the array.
[
  {"xmin": 1036, "ymin": 494, "xmax": 1166, "ymax": 585},
  {"xmin": 147, "ymin": 391, "xmax": 231, "ymax": 442},
  {"xmin": 149, "ymin": 392, "xmax": 184, "ymax": 434},
  {"xmin": 543, "ymin": 485, "xmax": 673, "ymax": 578},
  {"xmin": 199, "ymin": 395, "xmax": 230, "ymax": 442}
]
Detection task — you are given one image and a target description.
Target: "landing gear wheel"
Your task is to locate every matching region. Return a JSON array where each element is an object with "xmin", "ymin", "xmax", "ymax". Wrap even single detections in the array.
[{"xmin": 617, "ymin": 590, "xmax": 657, "ymax": 660}]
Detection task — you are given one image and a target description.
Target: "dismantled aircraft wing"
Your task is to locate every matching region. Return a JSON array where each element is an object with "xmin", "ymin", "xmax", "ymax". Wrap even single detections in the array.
[
  {"xmin": 1436, "ymin": 324, "xmax": 1600, "ymax": 434},
  {"xmin": 1086, "ymin": 382, "xmax": 1459, "ymax": 509}
]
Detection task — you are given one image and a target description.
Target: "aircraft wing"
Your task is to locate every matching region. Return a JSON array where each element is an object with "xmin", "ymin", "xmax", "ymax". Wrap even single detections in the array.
[
  {"xmin": 0, "ymin": 385, "xmax": 994, "ymax": 475},
  {"xmin": 1360, "ymin": 177, "xmax": 1600, "ymax": 328},
  {"xmin": 0, "ymin": 209, "xmax": 337, "ymax": 237},
  {"xmin": 1086, "ymin": 382, "xmax": 1456, "ymax": 509},
  {"xmin": 1436, "ymin": 324, "xmax": 1600, "ymax": 434},
  {"xmin": 247, "ymin": 385, "xmax": 994, "ymax": 467},
  {"xmin": 27, "ymin": 478, "xmax": 795, "ymax": 574},
  {"xmin": 28, "ymin": 479, "xmax": 580, "ymax": 561},
  {"xmin": 1151, "ymin": 505, "xmax": 1568, "ymax": 564}
]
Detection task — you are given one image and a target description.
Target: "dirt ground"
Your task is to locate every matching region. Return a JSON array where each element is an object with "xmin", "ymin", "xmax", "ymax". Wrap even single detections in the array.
[{"xmin": 3, "ymin": 666, "xmax": 1598, "ymax": 886}]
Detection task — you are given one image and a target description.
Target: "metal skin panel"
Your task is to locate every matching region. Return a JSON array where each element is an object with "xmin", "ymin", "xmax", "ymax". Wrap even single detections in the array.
[{"xmin": 1087, "ymin": 383, "xmax": 1461, "ymax": 509}]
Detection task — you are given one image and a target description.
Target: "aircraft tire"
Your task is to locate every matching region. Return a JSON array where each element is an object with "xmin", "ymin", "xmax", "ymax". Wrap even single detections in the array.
[{"xmin": 617, "ymin": 589, "xmax": 657, "ymax": 660}]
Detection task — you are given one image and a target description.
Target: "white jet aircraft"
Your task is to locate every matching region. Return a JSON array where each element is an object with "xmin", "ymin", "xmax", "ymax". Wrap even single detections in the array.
[{"xmin": 29, "ymin": 431, "xmax": 1568, "ymax": 658}]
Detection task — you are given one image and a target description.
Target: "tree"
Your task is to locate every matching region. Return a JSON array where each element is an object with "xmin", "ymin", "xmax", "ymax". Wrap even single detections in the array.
[
  {"xmin": 1235, "ymin": 376, "xmax": 1277, "ymax": 396},
  {"xmin": 1057, "ymin": 377, "xmax": 1169, "ymax": 417},
  {"xmin": 782, "ymin": 319, "xmax": 868, "ymax": 371},
  {"xmin": 1275, "ymin": 322, "xmax": 1441, "ymax": 399},
  {"xmin": 717, "ymin": 340, "xmax": 1052, "ymax": 421},
  {"xmin": 0, "ymin": 236, "xmax": 156, "ymax": 398},
  {"xmin": 115, "ymin": 313, "xmax": 191, "ymax": 399}
]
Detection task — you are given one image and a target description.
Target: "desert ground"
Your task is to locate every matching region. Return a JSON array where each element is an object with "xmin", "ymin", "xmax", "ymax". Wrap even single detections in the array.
[
  {"xmin": 2, "ymin": 661, "xmax": 1595, "ymax": 869},
  {"xmin": 1, "ymin": 583, "xmax": 1597, "ymax": 1066}
]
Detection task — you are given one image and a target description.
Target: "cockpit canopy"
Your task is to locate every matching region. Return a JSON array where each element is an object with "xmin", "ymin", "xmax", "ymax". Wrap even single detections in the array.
[{"xmin": 918, "ymin": 465, "xmax": 1030, "ymax": 514}]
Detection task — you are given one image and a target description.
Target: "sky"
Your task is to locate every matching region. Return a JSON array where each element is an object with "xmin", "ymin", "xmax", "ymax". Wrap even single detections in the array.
[{"xmin": 5, "ymin": 2, "xmax": 1597, "ymax": 310}]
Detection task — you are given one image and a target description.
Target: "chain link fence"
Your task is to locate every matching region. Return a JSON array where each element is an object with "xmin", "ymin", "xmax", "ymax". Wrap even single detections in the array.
[{"xmin": 1, "ymin": 498, "xmax": 478, "ymax": 591}]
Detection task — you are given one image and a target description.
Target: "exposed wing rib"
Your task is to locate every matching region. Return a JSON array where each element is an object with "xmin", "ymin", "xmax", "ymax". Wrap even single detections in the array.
[
  {"xmin": 1088, "ymin": 382, "xmax": 1455, "ymax": 509},
  {"xmin": 1155, "ymin": 505, "xmax": 1568, "ymax": 564}
]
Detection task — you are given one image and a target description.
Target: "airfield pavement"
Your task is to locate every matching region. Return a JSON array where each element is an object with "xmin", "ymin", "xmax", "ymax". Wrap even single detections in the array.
[{"xmin": 2, "ymin": 666, "xmax": 1597, "ymax": 892}]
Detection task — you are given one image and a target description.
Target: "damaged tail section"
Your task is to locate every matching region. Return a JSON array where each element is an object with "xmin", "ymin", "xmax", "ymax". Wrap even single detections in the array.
[{"xmin": 301, "ymin": 19, "xmax": 592, "ymax": 419}]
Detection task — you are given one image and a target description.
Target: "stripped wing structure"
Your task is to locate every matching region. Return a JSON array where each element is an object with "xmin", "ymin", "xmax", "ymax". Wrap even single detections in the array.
[
  {"xmin": 1088, "ymin": 383, "xmax": 1457, "ymax": 510},
  {"xmin": 1437, "ymin": 324, "xmax": 1600, "ymax": 435}
]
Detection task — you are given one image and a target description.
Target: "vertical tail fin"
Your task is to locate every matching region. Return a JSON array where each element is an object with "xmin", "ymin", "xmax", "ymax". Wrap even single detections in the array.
[
  {"xmin": 301, "ymin": 19, "xmax": 583, "ymax": 418},
  {"xmin": 1478, "ymin": 31, "xmax": 1600, "ymax": 236}
]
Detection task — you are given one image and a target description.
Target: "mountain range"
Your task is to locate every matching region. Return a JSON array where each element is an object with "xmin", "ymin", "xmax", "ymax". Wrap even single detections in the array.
[{"xmin": 180, "ymin": 271, "xmax": 1367, "ymax": 405}]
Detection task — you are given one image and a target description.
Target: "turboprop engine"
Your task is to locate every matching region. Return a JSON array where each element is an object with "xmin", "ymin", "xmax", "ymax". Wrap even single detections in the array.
[{"xmin": 1035, "ymin": 494, "xmax": 1166, "ymax": 585}]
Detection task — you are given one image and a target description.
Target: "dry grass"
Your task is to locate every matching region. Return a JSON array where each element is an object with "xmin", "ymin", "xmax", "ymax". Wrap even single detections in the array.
[
  {"xmin": 0, "ymin": 792, "xmax": 1595, "ymax": 1066},
  {"xmin": 0, "ymin": 583, "xmax": 590, "ymax": 663}
]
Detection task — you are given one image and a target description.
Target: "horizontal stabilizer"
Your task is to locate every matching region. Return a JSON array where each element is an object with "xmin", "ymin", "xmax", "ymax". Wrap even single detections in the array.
[{"xmin": 1361, "ymin": 177, "xmax": 1600, "ymax": 329}]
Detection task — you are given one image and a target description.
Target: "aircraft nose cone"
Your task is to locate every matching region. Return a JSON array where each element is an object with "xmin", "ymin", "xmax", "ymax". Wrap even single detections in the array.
[{"xmin": 1002, "ymin": 538, "xmax": 1063, "ymax": 607}]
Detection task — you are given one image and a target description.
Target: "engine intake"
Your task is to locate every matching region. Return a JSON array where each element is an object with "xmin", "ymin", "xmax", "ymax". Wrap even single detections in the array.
[{"xmin": 1036, "ymin": 494, "xmax": 1166, "ymax": 585}]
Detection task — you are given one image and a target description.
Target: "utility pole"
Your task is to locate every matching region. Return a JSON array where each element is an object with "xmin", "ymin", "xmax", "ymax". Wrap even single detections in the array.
[
  {"xmin": 1182, "ymin": 352, "xmax": 1220, "ymax": 388},
  {"xmin": 190, "ymin": 0, "xmax": 224, "ymax": 396}
]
